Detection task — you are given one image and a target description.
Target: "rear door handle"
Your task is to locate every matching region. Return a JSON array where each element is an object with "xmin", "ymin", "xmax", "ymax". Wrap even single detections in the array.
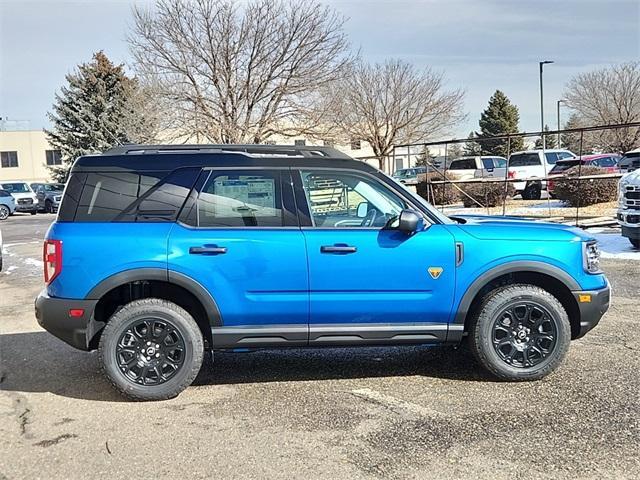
[
  {"xmin": 320, "ymin": 245, "xmax": 357, "ymax": 254},
  {"xmin": 189, "ymin": 245, "xmax": 227, "ymax": 255}
]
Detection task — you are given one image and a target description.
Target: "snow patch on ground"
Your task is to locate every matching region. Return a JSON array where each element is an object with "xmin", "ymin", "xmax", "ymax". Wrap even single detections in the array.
[
  {"xmin": 24, "ymin": 257, "xmax": 44, "ymax": 268},
  {"xmin": 594, "ymin": 233, "xmax": 640, "ymax": 260}
]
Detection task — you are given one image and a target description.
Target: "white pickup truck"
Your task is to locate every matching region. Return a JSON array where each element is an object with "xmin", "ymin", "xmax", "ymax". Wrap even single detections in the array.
[
  {"xmin": 507, "ymin": 149, "xmax": 576, "ymax": 199},
  {"xmin": 617, "ymin": 167, "xmax": 640, "ymax": 249},
  {"xmin": 447, "ymin": 156, "xmax": 507, "ymax": 180}
]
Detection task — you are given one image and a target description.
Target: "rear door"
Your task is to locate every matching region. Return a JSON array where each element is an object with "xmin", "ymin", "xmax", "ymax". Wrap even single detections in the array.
[{"xmin": 167, "ymin": 168, "xmax": 309, "ymax": 348}]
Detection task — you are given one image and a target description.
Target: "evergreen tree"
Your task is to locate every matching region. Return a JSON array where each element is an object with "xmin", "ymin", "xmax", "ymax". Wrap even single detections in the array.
[
  {"xmin": 534, "ymin": 125, "xmax": 557, "ymax": 149},
  {"xmin": 475, "ymin": 90, "xmax": 524, "ymax": 157},
  {"xmin": 463, "ymin": 131, "xmax": 481, "ymax": 156},
  {"xmin": 46, "ymin": 51, "xmax": 156, "ymax": 181},
  {"xmin": 560, "ymin": 113, "xmax": 595, "ymax": 154}
]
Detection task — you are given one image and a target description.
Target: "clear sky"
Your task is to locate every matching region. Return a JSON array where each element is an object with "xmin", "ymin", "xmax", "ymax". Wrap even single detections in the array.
[{"xmin": 1, "ymin": 0, "xmax": 639, "ymax": 138}]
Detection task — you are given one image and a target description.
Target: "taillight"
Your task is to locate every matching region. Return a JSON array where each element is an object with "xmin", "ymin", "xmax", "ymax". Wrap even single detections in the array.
[
  {"xmin": 43, "ymin": 239, "xmax": 62, "ymax": 284},
  {"xmin": 508, "ymin": 170, "xmax": 516, "ymax": 179}
]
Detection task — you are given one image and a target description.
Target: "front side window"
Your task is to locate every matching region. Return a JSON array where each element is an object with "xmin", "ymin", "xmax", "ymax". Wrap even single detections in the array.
[
  {"xmin": 0, "ymin": 151, "xmax": 18, "ymax": 168},
  {"xmin": 494, "ymin": 158, "xmax": 507, "ymax": 168},
  {"xmin": 482, "ymin": 158, "xmax": 494, "ymax": 169},
  {"xmin": 544, "ymin": 152, "xmax": 559, "ymax": 164},
  {"xmin": 300, "ymin": 169, "xmax": 405, "ymax": 228},
  {"xmin": 185, "ymin": 170, "xmax": 285, "ymax": 228}
]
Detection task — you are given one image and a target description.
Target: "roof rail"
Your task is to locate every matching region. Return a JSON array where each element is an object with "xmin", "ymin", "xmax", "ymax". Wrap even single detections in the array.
[{"xmin": 102, "ymin": 144, "xmax": 353, "ymax": 160}]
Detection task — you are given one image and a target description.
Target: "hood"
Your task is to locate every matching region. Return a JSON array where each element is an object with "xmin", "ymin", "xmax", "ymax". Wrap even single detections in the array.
[
  {"xmin": 620, "ymin": 169, "xmax": 640, "ymax": 185},
  {"xmin": 450, "ymin": 214, "xmax": 593, "ymax": 242},
  {"xmin": 10, "ymin": 192, "xmax": 37, "ymax": 200}
]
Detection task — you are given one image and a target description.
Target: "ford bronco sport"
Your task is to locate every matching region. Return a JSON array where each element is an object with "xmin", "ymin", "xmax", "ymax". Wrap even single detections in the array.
[{"xmin": 36, "ymin": 144, "xmax": 610, "ymax": 400}]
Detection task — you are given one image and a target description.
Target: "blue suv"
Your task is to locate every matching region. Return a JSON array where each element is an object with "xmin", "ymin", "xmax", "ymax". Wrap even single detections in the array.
[{"xmin": 36, "ymin": 144, "xmax": 610, "ymax": 400}]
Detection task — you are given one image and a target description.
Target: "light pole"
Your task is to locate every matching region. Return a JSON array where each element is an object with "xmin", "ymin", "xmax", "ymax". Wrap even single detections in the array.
[
  {"xmin": 557, "ymin": 99, "xmax": 566, "ymax": 148},
  {"xmin": 539, "ymin": 60, "xmax": 554, "ymax": 149}
]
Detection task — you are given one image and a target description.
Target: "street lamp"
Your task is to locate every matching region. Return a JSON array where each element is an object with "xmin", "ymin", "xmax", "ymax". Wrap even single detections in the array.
[
  {"xmin": 557, "ymin": 99, "xmax": 566, "ymax": 148},
  {"xmin": 539, "ymin": 60, "xmax": 554, "ymax": 149}
]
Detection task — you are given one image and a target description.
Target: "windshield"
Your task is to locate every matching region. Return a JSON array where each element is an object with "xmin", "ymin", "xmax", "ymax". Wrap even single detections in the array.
[
  {"xmin": 45, "ymin": 184, "xmax": 65, "ymax": 192},
  {"xmin": 0, "ymin": 183, "xmax": 31, "ymax": 193}
]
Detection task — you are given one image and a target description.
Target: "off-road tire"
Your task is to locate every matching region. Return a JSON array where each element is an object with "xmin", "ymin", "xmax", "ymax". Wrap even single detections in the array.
[
  {"xmin": 468, "ymin": 284, "xmax": 571, "ymax": 381},
  {"xmin": 522, "ymin": 182, "xmax": 542, "ymax": 200},
  {"xmin": 99, "ymin": 298, "xmax": 204, "ymax": 401},
  {"xmin": 629, "ymin": 238, "xmax": 639, "ymax": 249}
]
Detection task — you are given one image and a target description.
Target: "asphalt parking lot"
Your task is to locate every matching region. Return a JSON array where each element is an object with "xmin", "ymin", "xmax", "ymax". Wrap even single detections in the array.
[{"xmin": 1, "ymin": 214, "xmax": 638, "ymax": 479}]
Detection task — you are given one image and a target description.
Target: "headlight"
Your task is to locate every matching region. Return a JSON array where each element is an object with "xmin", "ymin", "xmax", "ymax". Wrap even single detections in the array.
[{"xmin": 583, "ymin": 241, "xmax": 601, "ymax": 274}]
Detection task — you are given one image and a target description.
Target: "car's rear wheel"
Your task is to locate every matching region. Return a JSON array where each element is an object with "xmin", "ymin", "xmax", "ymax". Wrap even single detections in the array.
[
  {"xmin": 468, "ymin": 284, "xmax": 571, "ymax": 381},
  {"xmin": 522, "ymin": 182, "xmax": 542, "ymax": 200},
  {"xmin": 45, "ymin": 200, "xmax": 54, "ymax": 214},
  {"xmin": 98, "ymin": 298, "xmax": 204, "ymax": 401},
  {"xmin": 0, "ymin": 205, "xmax": 9, "ymax": 220},
  {"xmin": 29, "ymin": 210, "xmax": 37, "ymax": 215}
]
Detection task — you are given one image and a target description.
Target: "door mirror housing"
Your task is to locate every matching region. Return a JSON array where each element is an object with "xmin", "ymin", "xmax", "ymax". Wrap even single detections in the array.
[
  {"xmin": 356, "ymin": 202, "xmax": 369, "ymax": 218},
  {"xmin": 397, "ymin": 209, "xmax": 424, "ymax": 235}
]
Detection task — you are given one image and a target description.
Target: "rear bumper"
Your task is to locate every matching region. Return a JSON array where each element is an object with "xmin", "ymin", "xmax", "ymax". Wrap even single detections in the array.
[
  {"xmin": 35, "ymin": 290, "xmax": 99, "ymax": 351},
  {"xmin": 572, "ymin": 282, "xmax": 611, "ymax": 339}
]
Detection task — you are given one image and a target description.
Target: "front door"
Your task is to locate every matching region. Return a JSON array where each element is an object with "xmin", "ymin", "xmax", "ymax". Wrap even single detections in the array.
[
  {"xmin": 168, "ymin": 168, "xmax": 308, "ymax": 348},
  {"xmin": 295, "ymin": 168, "xmax": 456, "ymax": 345}
]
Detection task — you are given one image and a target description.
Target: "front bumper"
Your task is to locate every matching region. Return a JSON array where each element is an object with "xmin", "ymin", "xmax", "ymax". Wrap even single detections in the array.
[
  {"xmin": 572, "ymin": 282, "xmax": 611, "ymax": 339},
  {"xmin": 16, "ymin": 203, "xmax": 37, "ymax": 212},
  {"xmin": 35, "ymin": 290, "xmax": 99, "ymax": 351}
]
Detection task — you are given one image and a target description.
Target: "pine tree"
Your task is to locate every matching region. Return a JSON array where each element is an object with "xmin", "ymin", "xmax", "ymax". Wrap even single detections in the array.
[
  {"xmin": 475, "ymin": 90, "xmax": 524, "ymax": 157},
  {"xmin": 534, "ymin": 125, "xmax": 557, "ymax": 149},
  {"xmin": 463, "ymin": 131, "xmax": 481, "ymax": 156},
  {"xmin": 560, "ymin": 113, "xmax": 595, "ymax": 154},
  {"xmin": 45, "ymin": 51, "xmax": 156, "ymax": 181}
]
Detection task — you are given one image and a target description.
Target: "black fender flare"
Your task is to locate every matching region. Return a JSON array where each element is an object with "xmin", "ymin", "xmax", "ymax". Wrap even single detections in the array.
[
  {"xmin": 85, "ymin": 268, "xmax": 222, "ymax": 326},
  {"xmin": 452, "ymin": 261, "xmax": 580, "ymax": 327}
]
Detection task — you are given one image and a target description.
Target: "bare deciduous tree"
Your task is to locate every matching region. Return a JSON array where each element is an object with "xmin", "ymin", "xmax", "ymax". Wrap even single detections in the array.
[
  {"xmin": 129, "ymin": 0, "xmax": 351, "ymax": 143},
  {"xmin": 564, "ymin": 62, "xmax": 640, "ymax": 152},
  {"xmin": 322, "ymin": 59, "xmax": 465, "ymax": 171}
]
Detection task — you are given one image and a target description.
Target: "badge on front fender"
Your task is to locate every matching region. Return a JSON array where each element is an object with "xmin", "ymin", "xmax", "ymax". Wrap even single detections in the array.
[{"xmin": 428, "ymin": 267, "xmax": 443, "ymax": 279}]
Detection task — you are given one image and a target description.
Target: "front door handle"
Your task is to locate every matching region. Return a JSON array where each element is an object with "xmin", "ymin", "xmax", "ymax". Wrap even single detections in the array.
[
  {"xmin": 320, "ymin": 245, "xmax": 357, "ymax": 254},
  {"xmin": 189, "ymin": 245, "xmax": 227, "ymax": 255}
]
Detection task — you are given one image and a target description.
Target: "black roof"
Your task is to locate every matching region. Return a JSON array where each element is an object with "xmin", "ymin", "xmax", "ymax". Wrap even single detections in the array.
[{"xmin": 72, "ymin": 144, "xmax": 376, "ymax": 173}]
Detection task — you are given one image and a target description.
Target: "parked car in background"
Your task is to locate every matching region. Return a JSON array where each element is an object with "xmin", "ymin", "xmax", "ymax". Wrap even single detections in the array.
[
  {"xmin": 617, "ymin": 168, "xmax": 640, "ymax": 249},
  {"xmin": 547, "ymin": 154, "xmax": 622, "ymax": 197},
  {"xmin": 31, "ymin": 182, "xmax": 65, "ymax": 213},
  {"xmin": 0, "ymin": 181, "xmax": 38, "ymax": 215},
  {"xmin": 507, "ymin": 149, "xmax": 576, "ymax": 199},
  {"xmin": 0, "ymin": 228, "xmax": 3, "ymax": 271},
  {"xmin": 618, "ymin": 148, "xmax": 640, "ymax": 173},
  {"xmin": 0, "ymin": 189, "xmax": 16, "ymax": 221},
  {"xmin": 447, "ymin": 156, "xmax": 507, "ymax": 180},
  {"xmin": 392, "ymin": 166, "xmax": 427, "ymax": 185}
]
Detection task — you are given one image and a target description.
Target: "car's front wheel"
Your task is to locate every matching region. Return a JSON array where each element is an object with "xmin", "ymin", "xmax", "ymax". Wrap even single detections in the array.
[
  {"xmin": 468, "ymin": 284, "xmax": 571, "ymax": 381},
  {"xmin": 0, "ymin": 205, "xmax": 9, "ymax": 220},
  {"xmin": 629, "ymin": 238, "xmax": 639, "ymax": 249},
  {"xmin": 522, "ymin": 182, "xmax": 542, "ymax": 200},
  {"xmin": 98, "ymin": 298, "xmax": 204, "ymax": 401}
]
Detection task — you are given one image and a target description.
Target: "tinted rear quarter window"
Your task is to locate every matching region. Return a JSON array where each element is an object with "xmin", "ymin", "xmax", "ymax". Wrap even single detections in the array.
[{"xmin": 509, "ymin": 154, "xmax": 541, "ymax": 167}]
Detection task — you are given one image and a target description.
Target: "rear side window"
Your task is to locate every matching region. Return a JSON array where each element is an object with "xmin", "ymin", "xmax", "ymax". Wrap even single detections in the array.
[
  {"xmin": 482, "ymin": 158, "xmax": 494, "ymax": 169},
  {"xmin": 450, "ymin": 158, "xmax": 476, "ymax": 170},
  {"xmin": 509, "ymin": 153, "xmax": 541, "ymax": 167},
  {"xmin": 181, "ymin": 170, "xmax": 294, "ymax": 228},
  {"xmin": 59, "ymin": 169, "xmax": 199, "ymax": 222}
]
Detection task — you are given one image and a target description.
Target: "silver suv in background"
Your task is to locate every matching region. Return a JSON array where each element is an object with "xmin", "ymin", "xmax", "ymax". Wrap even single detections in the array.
[
  {"xmin": 31, "ymin": 182, "xmax": 65, "ymax": 213},
  {"xmin": 392, "ymin": 166, "xmax": 427, "ymax": 185},
  {"xmin": 0, "ymin": 181, "xmax": 38, "ymax": 214},
  {"xmin": 507, "ymin": 149, "xmax": 576, "ymax": 199},
  {"xmin": 447, "ymin": 156, "xmax": 507, "ymax": 180}
]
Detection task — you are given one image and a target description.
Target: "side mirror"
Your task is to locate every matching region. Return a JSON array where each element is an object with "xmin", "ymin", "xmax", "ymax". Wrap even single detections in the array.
[
  {"xmin": 397, "ymin": 209, "xmax": 424, "ymax": 235},
  {"xmin": 356, "ymin": 202, "xmax": 369, "ymax": 218}
]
